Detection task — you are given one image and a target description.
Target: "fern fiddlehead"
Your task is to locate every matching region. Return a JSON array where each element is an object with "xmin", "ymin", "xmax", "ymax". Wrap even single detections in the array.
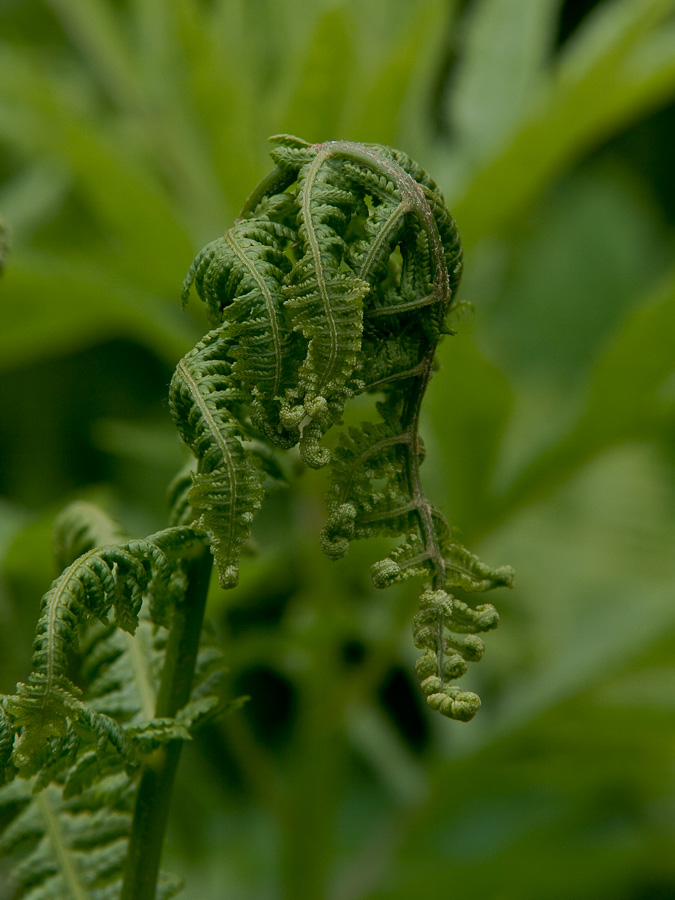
[{"xmin": 178, "ymin": 135, "xmax": 513, "ymax": 720}]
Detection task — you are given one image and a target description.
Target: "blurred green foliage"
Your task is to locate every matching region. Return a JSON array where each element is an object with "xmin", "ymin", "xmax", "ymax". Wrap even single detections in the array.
[{"xmin": 1, "ymin": 1, "xmax": 675, "ymax": 898}]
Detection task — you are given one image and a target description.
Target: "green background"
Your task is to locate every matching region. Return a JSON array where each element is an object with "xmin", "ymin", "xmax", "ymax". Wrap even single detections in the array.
[{"xmin": 1, "ymin": 1, "xmax": 675, "ymax": 897}]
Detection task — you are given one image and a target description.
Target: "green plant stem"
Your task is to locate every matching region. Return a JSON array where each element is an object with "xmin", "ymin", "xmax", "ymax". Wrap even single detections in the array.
[{"xmin": 121, "ymin": 544, "xmax": 213, "ymax": 900}]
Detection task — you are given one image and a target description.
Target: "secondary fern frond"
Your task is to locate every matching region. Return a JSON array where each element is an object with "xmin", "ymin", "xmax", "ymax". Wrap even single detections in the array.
[
  {"xmin": 0, "ymin": 503, "xmax": 233, "ymax": 899},
  {"xmin": 3, "ymin": 508, "xmax": 200, "ymax": 774}
]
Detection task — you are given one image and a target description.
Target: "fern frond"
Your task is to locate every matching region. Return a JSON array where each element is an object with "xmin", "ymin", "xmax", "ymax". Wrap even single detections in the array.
[
  {"xmin": 0, "ymin": 511, "xmax": 234, "ymax": 898},
  {"xmin": 60, "ymin": 615, "xmax": 232, "ymax": 800},
  {"xmin": 412, "ymin": 587, "xmax": 499, "ymax": 722},
  {"xmin": 175, "ymin": 135, "xmax": 513, "ymax": 718}
]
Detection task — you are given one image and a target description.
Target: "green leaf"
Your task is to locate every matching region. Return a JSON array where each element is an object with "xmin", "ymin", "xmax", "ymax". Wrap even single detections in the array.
[
  {"xmin": 447, "ymin": 0, "xmax": 560, "ymax": 155},
  {"xmin": 500, "ymin": 269, "xmax": 675, "ymax": 516},
  {"xmin": 0, "ymin": 252, "xmax": 196, "ymax": 371},
  {"xmin": 428, "ymin": 326, "xmax": 514, "ymax": 536},
  {"xmin": 448, "ymin": 0, "xmax": 675, "ymax": 249},
  {"xmin": 281, "ymin": 6, "xmax": 356, "ymax": 141}
]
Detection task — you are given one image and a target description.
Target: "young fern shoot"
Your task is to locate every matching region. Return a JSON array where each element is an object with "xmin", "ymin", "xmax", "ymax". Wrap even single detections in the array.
[
  {"xmin": 0, "ymin": 136, "xmax": 512, "ymax": 900},
  {"xmin": 177, "ymin": 134, "xmax": 513, "ymax": 719}
]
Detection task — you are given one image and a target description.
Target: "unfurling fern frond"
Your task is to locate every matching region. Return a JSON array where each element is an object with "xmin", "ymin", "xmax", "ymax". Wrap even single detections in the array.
[
  {"xmin": 1, "ymin": 502, "xmax": 203, "ymax": 776},
  {"xmin": 178, "ymin": 135, "xmax": 512, "ymax": 718}
]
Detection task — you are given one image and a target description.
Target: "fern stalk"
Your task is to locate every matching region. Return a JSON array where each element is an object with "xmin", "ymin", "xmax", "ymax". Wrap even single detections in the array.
[{"xmin": 121, "ymin": 546, "xmax": 213, "ymax": 900}]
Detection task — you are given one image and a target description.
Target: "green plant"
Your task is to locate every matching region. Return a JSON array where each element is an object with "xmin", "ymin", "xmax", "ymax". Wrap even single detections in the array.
[
  {"xmin": 0, "ymin": 136, "xmax": 511, "ymax": 900},
  {"xmin": 3, "ymin": 2, "xmax": 675, "ymax": 898}
]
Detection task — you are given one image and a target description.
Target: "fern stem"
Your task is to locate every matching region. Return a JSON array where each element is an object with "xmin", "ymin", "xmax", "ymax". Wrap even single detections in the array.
[
  {"xmin": 121, "ymin": 544, "xmax": 213, "ymax": 900},
  {"xmin": 404, "ymin": 354, "xmax": 447, "ymax": 589},
  {"xmin": 239, "ymin": 164, "xmax": 296, "ymax": 216},
  {"xmin": 363, "ymin": 360, "xmax": 427, "ymax": 391},
  {"xmin": 365, "ymin": 291, "xmax": 439, "ymax": 317}
]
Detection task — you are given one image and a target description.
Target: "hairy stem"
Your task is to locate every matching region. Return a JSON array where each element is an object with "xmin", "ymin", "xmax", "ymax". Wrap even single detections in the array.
[{"xmin": 121, "ymin": 544, "xmax": 213, "ymax": 900}]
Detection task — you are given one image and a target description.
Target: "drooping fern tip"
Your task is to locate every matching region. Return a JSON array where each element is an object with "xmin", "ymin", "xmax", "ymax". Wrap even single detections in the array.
[{"xmin": 176, "ymin": 134, "xmax": 513, "ymax": 721}]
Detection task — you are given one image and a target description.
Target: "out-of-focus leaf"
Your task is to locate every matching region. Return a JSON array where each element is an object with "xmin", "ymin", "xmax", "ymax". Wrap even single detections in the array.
[
  {"xmin": 0, "ymin": 42, "xmax": 201, "ymax": 288},
  {"xmin": 445, "ymin": 0, "xmax": 675, "ymax": 248},
  {"xmin": 282, "ymin": 6, "xmax": 355, "ymax": 141},
  {"xmin": 0, "ymin": 164, "xmax": 70, "ymax": 243},
  {"xmin": 500, "ymin": 268, "xmax": 675, "ymax": 515},
  {"xmin": 426, "ymin": 326, "xmax": 514, "ymax": 537},
  {"xmin": 348, "ymin": 0, "xmax": 450, "ymax": 149},
  {"xmin": 45, "ymin": 0, "xmax": 142, "ymax": 108},
  {"xmin": 447, "ymin": 0, "xmax": 560, "ymax": 156},
  {"xmin": 481, "ymin": 164, "xmax": 671, "ymax": 390},
  {"xmin": 470, "ymin": 444, "xmax": 675, "ymax": 746},
  {"xmin": 0, "ymin": 253, "xmax": 197, "ymax": 370}
]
